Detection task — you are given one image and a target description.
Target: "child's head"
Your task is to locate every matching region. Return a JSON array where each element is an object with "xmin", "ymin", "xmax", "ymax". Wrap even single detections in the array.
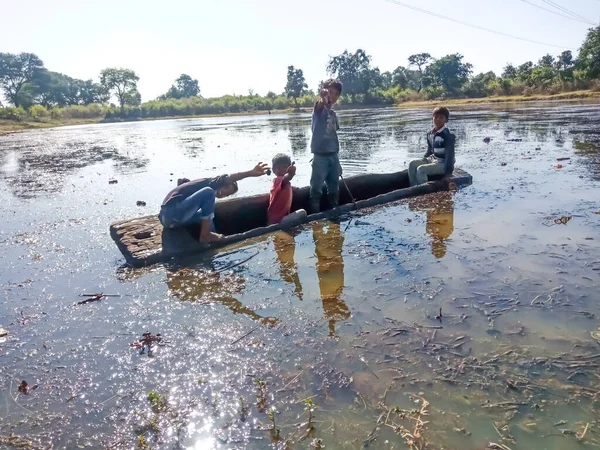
[
  {"xmin": 323, "ymin": 79, "xmax": 343, "ymax": 105},
  {"xmin": 215, "ymin": 181, "xmax": 238, "ymax": 198},
  {"xmin": 272, "ymin": 153, "xmax": 292, "ymax": 177},
  {"xmin": 432, "ymin": 107, "xmax": 450, "ymax": 129}
]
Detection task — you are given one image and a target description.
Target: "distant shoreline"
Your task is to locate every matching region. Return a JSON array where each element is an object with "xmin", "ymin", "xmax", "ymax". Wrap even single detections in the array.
[{"xmin": 2, "ymin": 90, "xmax": 599, "ymax": 136}]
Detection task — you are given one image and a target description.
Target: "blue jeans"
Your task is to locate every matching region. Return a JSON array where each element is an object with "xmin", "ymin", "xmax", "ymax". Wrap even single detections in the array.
[
  {"xmin": 310, "ymin": 153, "xmax": 340, "ymax": 212},
  {"xmin": 159, "ymin": 187, "xmax": 216, "ymax": 229}
]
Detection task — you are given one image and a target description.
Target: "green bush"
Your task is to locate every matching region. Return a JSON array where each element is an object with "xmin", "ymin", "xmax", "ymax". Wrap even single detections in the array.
[
  {"xmin": 29, "ymin": 104, "xmax": 49, "ymax": 120},
  {"xmin": 0, "ymin": 107, "xmax": 27, "ymax": 121}
]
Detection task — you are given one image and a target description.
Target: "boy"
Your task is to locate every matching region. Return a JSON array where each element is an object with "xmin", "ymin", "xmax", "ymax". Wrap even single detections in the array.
[
  {"xmin": 309, "ymin": 79, "xmax": 343, "ymax": 213},
  {"xmin": 159, "ymin": 162, "xmax": 270, "ymax": 243},
  {"xmin": 267, "ymin": 153, "xmax": 307, "ymax": 225},
  {"xmin": 408, "ymin": 107, "xmax": 456, "ymax": 186}
]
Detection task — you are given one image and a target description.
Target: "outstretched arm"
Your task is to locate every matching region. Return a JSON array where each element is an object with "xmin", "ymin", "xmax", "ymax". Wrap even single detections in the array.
[
  {"xmin": 281, "ymin": 164, "xmax": 296, "ymax": 187},
  {"xmin": 229, "ymin": 162, "xmax": 270, "ymax": 183}
]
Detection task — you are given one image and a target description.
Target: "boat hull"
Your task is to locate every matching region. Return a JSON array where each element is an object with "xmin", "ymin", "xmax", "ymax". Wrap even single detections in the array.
[{"xmin": 110, "ymin": 168, "xmax": 472, "ymax": 267}]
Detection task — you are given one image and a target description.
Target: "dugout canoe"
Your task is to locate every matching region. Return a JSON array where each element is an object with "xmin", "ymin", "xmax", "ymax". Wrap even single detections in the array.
[{"xmin": 110, "ymin": 168, "xmax": 472, "ymax": 267}]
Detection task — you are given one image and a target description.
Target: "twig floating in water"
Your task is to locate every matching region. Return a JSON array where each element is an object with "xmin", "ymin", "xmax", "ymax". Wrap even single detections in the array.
[
  {"xmin": 217, "ymin": 251, "xmax": 259, "ymax": 273},
  {"xmin": 77, "ymin": 294, "xmax": 106, "ymax": 305},
  {"xmin": 229, "ymin": 326, "xmax": 259, "ymax": 346}
]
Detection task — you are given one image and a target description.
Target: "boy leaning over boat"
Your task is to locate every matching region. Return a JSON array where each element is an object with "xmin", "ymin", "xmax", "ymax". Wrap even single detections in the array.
[
  {"xmin": 408, "ymin": 107, "xmax": 456, "ymax": 186},
  {"xmin": 158, "ymin": 163, "xmax": 270, "ymax": 243}
]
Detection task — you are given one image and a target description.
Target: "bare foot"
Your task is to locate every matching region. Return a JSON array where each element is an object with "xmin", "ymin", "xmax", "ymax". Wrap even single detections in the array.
[{"xmin": 199, "ymin": 232, "xmax": 224, "ymax": 244}]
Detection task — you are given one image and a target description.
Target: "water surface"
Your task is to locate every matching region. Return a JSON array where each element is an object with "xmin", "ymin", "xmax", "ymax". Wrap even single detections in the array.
[{"xmin": 0, "ymin": 103, "xmax": 599, "ymax": 449}]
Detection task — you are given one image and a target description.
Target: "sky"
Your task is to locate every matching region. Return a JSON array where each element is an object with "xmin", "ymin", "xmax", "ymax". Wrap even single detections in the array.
[{"xmin": 0, "ymin": 0, "xmax": 599, "ymax": 101}]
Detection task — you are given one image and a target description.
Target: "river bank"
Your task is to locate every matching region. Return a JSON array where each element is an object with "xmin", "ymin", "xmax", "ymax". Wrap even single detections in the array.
[{"xmin": 1, "ymin": 89, "xmax": 599, "ymax": 136}]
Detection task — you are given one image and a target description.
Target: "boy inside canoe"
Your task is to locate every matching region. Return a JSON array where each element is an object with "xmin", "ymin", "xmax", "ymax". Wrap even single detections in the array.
[{"xmin": 158, "ymin": 162, "xmax": 270, "ymax": 243}]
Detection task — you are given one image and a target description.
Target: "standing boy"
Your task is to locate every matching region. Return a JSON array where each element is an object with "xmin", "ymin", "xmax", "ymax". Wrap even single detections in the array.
[
  {"xmin": 309, "ymin": 79, "xmax": 343, "ymax": 213},
  {"xmin": 408, "ymin": 107, "xmax": 456, "ymax": 186}
]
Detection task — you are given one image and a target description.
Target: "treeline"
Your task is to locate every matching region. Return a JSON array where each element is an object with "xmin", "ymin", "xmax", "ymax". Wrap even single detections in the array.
[{"xmin": 1, "ymin": 25, "xmax": 599, "ymax": 123}]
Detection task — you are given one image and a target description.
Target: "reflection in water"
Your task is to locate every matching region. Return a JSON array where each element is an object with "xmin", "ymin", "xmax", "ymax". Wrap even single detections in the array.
[
  {"xmin": 166, "ymin": 268, "xmax": 278, "ymax": 326},
  {"xmin": 312, "ymin": 222, "xmax": 350, "ymax": 336},
  {"xmin": 409, "ymin": 192, "xmax": 455, "ymax": 258},
  {"xmin": 273, "ymin": 230, "xmax": 303, "ymax": 300}
]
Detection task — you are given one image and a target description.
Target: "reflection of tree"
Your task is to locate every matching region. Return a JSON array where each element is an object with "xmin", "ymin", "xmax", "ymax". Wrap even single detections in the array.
[
  {"xmin": 408, "ymin": 192, "xmax": 455, "ymax": 259},
  {"xmin": 177, "ymin": 133, "xmax": 205, "ymax": 159},
  {"xmin": 573, "ymin": 139, "xmax": 600, "ymax": 181},
  {"xmin": 287, "ymin": 121, "xmax": 309, "ymax": 158},
  {"xmin": 312, "ymin": 221, "xmax": 350, "ymax": 337},
  {"xmin": 0, "ymin": 143, "xmax": 149, "ymax": 199},
  {"xmin": 166, "ymin": 268, "xmax": 278, "ymax": 326},
  {"xmin": 273, "ymin": 230, "xmax": 303, "ymax": 300}
]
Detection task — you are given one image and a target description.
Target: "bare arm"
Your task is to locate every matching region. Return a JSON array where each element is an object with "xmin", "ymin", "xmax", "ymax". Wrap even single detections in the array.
[
  {"xmin": 281, "ymin": 164, "xmax": 296, "ymax": 187},
  {"xmin": 228, "ymin": 162, "xmax": 270, "ymax": 183}
]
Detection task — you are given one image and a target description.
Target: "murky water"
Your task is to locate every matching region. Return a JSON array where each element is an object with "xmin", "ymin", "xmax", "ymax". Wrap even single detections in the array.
[{"xmin": 0, "ymin": 103, "xmax": 599, "ymax": 450}]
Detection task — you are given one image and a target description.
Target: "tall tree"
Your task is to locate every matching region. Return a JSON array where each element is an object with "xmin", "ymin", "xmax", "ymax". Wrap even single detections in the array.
[
  {"xmin": 424, "ymin": 54, "xmax": 473, "ymax": 94},
  {"xmin": 408, "ymin": 53, "xmax": 432, "ymax": 92},
  {"xmin": 538, "ymin": 54, "xmax": 555, "ymax": 67},
  {"xmin": 0, "ymin": 52, "xmax": 44, "ymax": 106},
  {"xmin": 284, "ymin": 65, "xmax": 308, "ymax": 107},
  {"xmin": 100, "ymin": 68, "xmax": 140, "ymax": 111},
  {"xmin": 555, "ymin": 50, "xmax": 575, "ymax": 81},
  {"xmin": 577, "ymin": 26, "xmax": 600, "ymax": 79},
  {"xmin": 516, "ymin": 61, "xmax": 534, "ymax": 83},
  {"xmin": 327, "ymin": 49, "xmax": 374, "ymax": 96},
  {"xmin": 163, "ymin": 74, "xmax": 200, "ymax": 99},
  {"xmin": 502, "ymin": 64, "xmax": 518, "ymax": 79}
]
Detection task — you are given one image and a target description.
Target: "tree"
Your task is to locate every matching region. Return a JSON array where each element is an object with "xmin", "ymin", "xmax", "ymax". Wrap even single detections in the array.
[
  {"xmin": 555, "ymin": 50, "xmax": 575, "ymax": 81},
  {"xmin": 424, "ymin": 54, "xmax": 473, "ymax": 94},
  {"xmin": 577, "ymin": 26, "xmax": 600, "ymax": 79},
  {"xmin": 163, "ymin": 74, "xmax": 200, "ymax": 99},
  {"xmin": 502, "ymin": 64, "xmax": 518, "ymax": 79},
  {"xmin": 284, "ymin": 65, "xmax": 308, "ymax": 107},
  {"xmin": 538, "ymin": 54, "xmax": 554, "ymax": 67},
  {"xmin": 100, "ymin": 68, "xmax": 140, "ymax": 111},
  {"xmin": 516, "ymin": 61, "xmax": 534, "ymax": 83},
  {"xmin": 326, "ymin": 49, "xmax": 375, "ymax": 96},
  {"xmin": 408, "ymin": 53, "xmax": 432, "ymax": 91},
  {"xmin": 0, "ymin": 52, "xmax": 44, "ymax": 106}
]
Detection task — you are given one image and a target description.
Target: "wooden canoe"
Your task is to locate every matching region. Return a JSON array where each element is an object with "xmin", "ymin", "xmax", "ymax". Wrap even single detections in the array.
[{"xmin": 110, "ymin": 168, "xmax": 472, "ymax": 267}]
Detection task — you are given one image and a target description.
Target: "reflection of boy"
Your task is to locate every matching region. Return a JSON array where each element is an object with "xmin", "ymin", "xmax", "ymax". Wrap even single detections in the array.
[
  {"xmin": 312, "ymin": 222, "xmax": 350, "ymax": 337},
  {"xmin": 309, "ymin": 79, "xmax": 343, "ymax": 213},
  {"xmin": 267, "ymin": 153, "xmax": 307, "ymax": 226}
]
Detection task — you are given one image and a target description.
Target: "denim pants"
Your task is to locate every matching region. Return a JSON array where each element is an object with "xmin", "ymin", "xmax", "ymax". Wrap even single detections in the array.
[
  {"xmin": 408, "ymin": 159, "xmax": 446, "ymax": 186},
  {"xmin": 310, "ymin": 153, "xmax": 340, "ymax": 211},
  {"xmin": 159, "ymin": 187, "xmax": 216, "ymax": 229}
]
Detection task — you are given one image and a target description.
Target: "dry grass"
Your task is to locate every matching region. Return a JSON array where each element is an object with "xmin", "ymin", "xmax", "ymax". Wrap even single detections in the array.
[{"xmin": 396, "ymin": 90, "xmax": 600, "ymax": 108}]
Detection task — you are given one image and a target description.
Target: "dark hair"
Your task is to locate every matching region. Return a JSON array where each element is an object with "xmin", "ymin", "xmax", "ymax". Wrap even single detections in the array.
[
  {"xmin": 323, "ymin": 78, "xmax": 343, "ymax": 95},
  {"xmin": 272, "ymin": 153, "xmax": 292, "ymax": 167},
  {"xmin": 229, "ymin": 181, "xmax": 239, "ymax": 194},
  {"xmin": 433, "ymin": 107, "xmax": 450, "ymax": 120}
]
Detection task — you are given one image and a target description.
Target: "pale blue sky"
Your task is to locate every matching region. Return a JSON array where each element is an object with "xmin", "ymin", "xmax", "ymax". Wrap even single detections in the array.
[{"xmin": 1, "ymin": 0, "xmax": 598, "ymax": 101}]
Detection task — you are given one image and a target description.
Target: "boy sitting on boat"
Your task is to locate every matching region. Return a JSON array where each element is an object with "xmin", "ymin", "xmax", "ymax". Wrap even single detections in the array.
[
  {"xmin": 310, "ymin": 79, "xmax": 343, "ymax": 213},
  {"xmin": 408, "ymin": 107, "xmax": 456, "ymax": 186},
  {"xmin": 267, "ymin": 153, "xmax": 307, "ymax": 226},
  {"xmin": 159, "ymin": 162, "xmax": 270, "ymax": 243}
]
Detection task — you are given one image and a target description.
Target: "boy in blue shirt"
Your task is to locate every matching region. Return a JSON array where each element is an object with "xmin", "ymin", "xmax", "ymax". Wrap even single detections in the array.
[
  {"xmin": 408, "ymin": 107, "xmax": 456, "ymax": 186},
  {"xmin": 309, "ymin": 79, "xmax": 343, "ymax": 213}
]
